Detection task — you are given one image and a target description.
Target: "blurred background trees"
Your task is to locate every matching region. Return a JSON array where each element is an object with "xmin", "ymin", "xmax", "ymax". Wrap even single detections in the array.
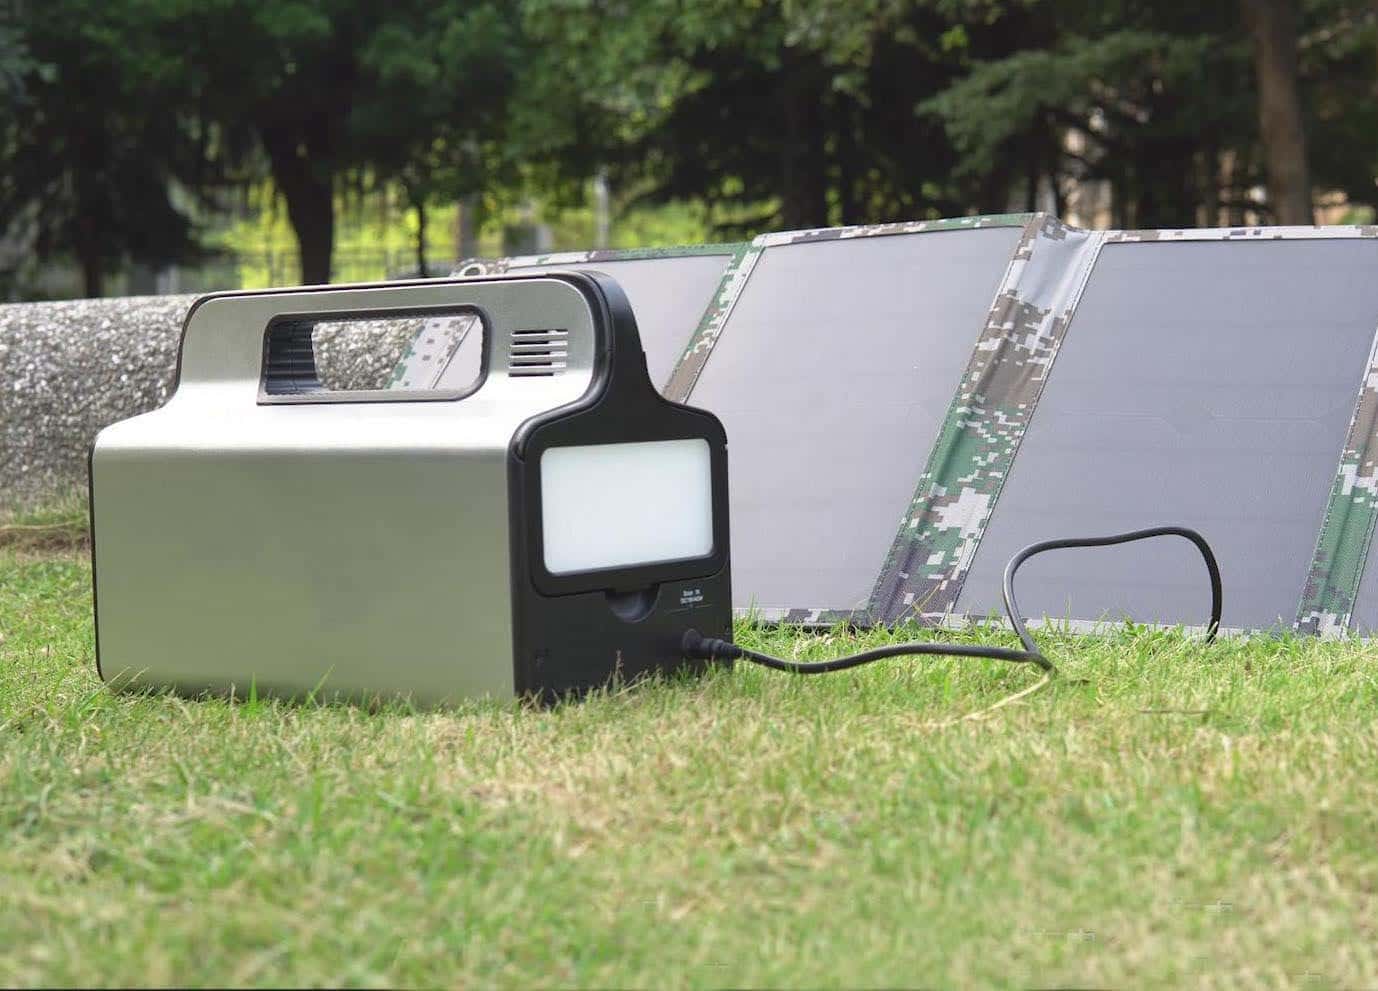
[{"xmin": 1, "ymin": 0, "xmax": 1375, "ymax": 298}]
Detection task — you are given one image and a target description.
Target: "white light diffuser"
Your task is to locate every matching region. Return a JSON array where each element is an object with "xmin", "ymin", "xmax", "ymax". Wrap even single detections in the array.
[{"xmin": 540, "ymin": 439, "xmax": 714, "ymax": 574}]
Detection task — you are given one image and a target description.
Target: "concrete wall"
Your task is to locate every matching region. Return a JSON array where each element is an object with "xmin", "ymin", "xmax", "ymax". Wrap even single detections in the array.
[{"xmin": 0, "ymin": 295, "xmax": 423, "ymax": 511}]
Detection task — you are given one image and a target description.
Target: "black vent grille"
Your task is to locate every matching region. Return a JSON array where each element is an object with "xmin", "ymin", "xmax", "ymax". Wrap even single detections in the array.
[
  {"xmin": 508, "ymin": 328, "xmax": 568, "ymax": 377},
  {"xmin": 262, "ymin": 322, "xmax": 325, "ymax": 395}
]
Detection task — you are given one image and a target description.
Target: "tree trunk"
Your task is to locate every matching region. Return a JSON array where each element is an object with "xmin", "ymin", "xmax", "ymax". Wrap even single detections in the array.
[
  {"xmin": 1024, "ymin": 132, "xmax": 1040, "ymax": 212},
  {"xmin": 976, "ymin": 161, "xmax": 1015, "ymax": 216},
  {"xmin": 286, "ymin": 180, "xmax": 334, "ymax": 284},
  {"xmin": 778, "ymin": 54, "xmax": 828, "ymax": 230},
  {"xmin": 74, "ymin": 141, "xmax": 105, "ymax": 297},
  {"xmin": 1109, "ymin": 180, "xmax": 1126, "ymax": 230},
  {"xmin": 259, "ymin": 121, "xmax": 336, "ymax": 284},
  {"xmin": 1222, "ymin": 149, "xmax": 1247, "ymax": 225},
  {"xmin": 833, "ymin": 95, "xmax": 859, "ymax": 226},
  {"xmin": 1199, "ymin": 145, "xmax": 1221, "ymax": 227},
  {"xmin": 1048, "ymin": 134, "xmax": 1066, "ymax": 218},
  {"xmin": 457, "ymin": 193, "xmax": 480, "ymax": 260},
  {"xmin": 79, "ymin": 251, "xmax": 103, "ymax": 299},
  {"xmin": 1241, "ymin": 0, "xmax": 1313, "ymax": 225},
  {"xmin": 1136, "ymin": 136, "xmax": 1198, "ymax": 229},
  {"xmin": 593, "ymin": 171, "xmax": 611, "ymax": 247},
  {"xmin": 73, "ymin": 199, "xmax": 103, "ymax": 296},
  {"xmin": 414, "ymin": 197, "xmax": 428, "ymax": 278}
]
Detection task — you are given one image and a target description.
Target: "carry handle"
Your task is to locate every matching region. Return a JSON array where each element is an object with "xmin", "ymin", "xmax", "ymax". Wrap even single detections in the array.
[
  {"xmin": 173, "ymin": 276, "xmax": 607, "ymax": 406},
  {"xmin": 257, "ymin": 306, "xmax": 488, "ymax": 404}
]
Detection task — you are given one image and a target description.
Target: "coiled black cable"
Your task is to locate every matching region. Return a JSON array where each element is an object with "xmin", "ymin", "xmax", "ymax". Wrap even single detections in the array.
[{"xmin": 682, "ymin": 525, "xmax": 1222, "ymax": 676}]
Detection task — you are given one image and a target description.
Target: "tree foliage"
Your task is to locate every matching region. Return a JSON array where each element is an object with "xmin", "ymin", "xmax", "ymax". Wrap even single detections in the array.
[
  {"xmin": 524, "ymin": 0, "xmax": 1378, "ymax": 231},
  {"xmin": 151, "ymin": 0, "xmax": 530, "ymax": 283},
  {"xmin": 2, "ymin": 0, "xmax": 1377, "ymax": 293},
  {"xmin": 0, "ymin": 1, "xmax": 210, "ymax": 297}
]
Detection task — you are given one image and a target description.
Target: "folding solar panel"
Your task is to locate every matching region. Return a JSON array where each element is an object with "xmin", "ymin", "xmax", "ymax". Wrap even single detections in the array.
[
  {"xmin": 666, "ymin": 218, "xmax": 1032, "ymax": 619},
  {"xmin": 657, "ymin": 215, "xmax": 1378, "ymax": 634},
  {"xmin": 954, "ymin": 232, "xmax": 1378, "ymax": 632}
]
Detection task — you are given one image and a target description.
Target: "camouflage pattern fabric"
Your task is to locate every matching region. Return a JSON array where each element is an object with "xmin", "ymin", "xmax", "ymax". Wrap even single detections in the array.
[
  {"xmin": 451, "ymin": 242, "xmax": 744, "ymax": 278},
  {"xmin": 1297, "ymin": 323, "xmax": 1378, "ymax": 635},
  {"xmin": 1104, "ymin": 225, "xmax": 1378, "ymax": 243},
  {"xmin": 662, "ymin": 244, "xmax": 761, "ymax": 402},
  {"xmin": 866, "ymin": 215, "xmax": 1106, "ymax": 625},
  {"xmin": 747, "ymin": 606, "xmax": 880, "ymax": 627}
]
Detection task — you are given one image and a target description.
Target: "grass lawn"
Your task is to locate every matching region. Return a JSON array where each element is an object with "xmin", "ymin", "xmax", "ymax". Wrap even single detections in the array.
[{"xmin": 3, "ymin": 541, "xmax": 1378, "ymax": 988}]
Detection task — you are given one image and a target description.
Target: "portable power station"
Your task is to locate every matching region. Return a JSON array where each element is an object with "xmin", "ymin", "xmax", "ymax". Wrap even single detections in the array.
[{"xmin": 89, "ymin": 272, "xmax": 732, "ymax": 705}]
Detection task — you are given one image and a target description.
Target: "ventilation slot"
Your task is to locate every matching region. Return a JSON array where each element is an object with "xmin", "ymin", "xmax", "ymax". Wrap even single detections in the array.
[
  {"xmin": 508, "ymin": 328, "xmax": 569, "ymax": 377},
  {"xmin": 262, "ymin": 322, "xmax": 325, "ymax": 395}
]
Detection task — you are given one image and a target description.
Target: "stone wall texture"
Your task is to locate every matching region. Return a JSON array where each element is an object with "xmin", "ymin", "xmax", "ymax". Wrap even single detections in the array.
[
  {"xmin": 1, "ymin": 295, "xmax": 194, "ymax": 510},
  {"xmin": 0, "ymin": 295, "xmax": 425, "ymax": 510}
]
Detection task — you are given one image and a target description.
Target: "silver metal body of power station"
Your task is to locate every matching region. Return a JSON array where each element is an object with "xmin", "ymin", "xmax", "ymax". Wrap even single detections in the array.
[{"xmin": 89, "ymin": 272, "xmax": 732, "ymax": 705}]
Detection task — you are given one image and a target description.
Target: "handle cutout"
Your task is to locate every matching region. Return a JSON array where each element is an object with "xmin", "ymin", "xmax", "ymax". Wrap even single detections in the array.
[{"xmin": 260, "ymin": 307, "xmax": 487, "ymax": 403}]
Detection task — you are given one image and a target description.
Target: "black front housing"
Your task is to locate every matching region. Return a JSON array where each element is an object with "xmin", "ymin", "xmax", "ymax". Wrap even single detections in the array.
[{"xmin": 506, "ymin": 271, "xmax": 733, "ymax": 702}]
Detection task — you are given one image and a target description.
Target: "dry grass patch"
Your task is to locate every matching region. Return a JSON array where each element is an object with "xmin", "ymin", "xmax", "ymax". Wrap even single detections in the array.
[{"xmin": 0, "ymin": 495, "xmax": 89, "ymax": 552}]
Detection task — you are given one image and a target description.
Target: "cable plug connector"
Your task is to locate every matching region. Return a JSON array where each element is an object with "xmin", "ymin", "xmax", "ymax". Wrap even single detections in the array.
[{"xmin": 682, "ymin": 629, "xmax": 742, "ymax": 661}]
